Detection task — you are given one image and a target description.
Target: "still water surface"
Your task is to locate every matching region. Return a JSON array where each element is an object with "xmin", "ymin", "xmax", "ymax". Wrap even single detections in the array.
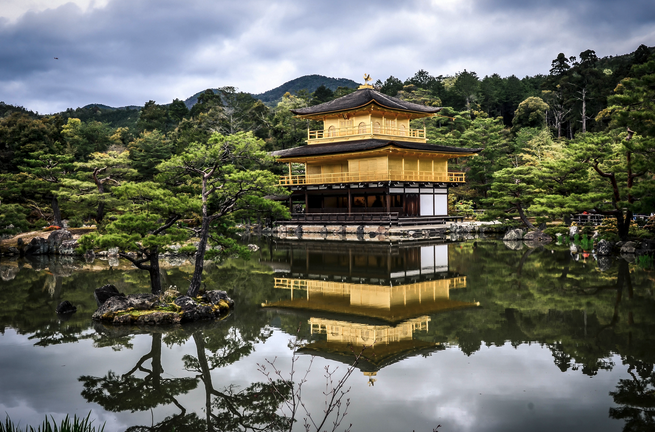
[{"xmin": 0, "ymin": 239, "xmax": 653, "ymax": 431}]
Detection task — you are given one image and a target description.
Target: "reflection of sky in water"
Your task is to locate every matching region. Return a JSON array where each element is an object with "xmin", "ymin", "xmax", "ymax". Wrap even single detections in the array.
[{"xmin": 0, "ymin": 328, "xmax": 625, "ymax": 431}]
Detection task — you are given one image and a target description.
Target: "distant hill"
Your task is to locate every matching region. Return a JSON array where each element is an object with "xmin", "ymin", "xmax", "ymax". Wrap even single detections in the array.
[
  {"xmin": 183, "ymin": 75, "xmax": 360, "ymax": 109},
  {"xmin": 252, "ymin": 74, "xmax": 359, "ymax": 104},
  {"xmin": 81, "ymin": 103, "xmax": 141, "ymax": 111}
]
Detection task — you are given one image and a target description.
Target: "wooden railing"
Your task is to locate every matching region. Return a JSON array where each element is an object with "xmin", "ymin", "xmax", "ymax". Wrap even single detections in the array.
[
  {"xmin": 279, "ymin": 171, "xmax": 465, "ymax": 185},
  {"xmin": 308, "ymin": 125, "xmax": 426, "ymax": 143}
]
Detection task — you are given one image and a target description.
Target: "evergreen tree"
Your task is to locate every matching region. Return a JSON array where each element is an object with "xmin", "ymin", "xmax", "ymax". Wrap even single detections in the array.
[{"xmin": 158, "ymin": 132, "xmax": 289, "ymax": 297}]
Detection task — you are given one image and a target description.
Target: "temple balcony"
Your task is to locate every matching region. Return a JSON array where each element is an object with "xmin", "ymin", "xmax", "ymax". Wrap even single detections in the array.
[
  {"xmin": 279, "ymin": 170, "xmax": 466, "ymax": 186},
  {"xmin": 307, "ymin": 125, "xmax": 426, "ymax": 144}
]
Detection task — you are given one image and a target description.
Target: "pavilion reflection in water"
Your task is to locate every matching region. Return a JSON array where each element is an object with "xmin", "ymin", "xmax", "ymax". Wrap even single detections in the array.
[{"xmin": 262, "ymin": 241, "xmax": 479, "ymax": 377}]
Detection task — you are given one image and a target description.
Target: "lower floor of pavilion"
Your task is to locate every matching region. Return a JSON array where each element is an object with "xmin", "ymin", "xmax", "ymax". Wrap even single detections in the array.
[{"xmin": 279, "ymin": 182, "xmax": 463, "ymax": 225}]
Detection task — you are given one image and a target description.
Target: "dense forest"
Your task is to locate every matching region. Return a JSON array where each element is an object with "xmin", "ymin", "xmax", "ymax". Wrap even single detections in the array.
[{"xmin": 1, "ymin": 43, "xmax": 654, "ymax": 254}]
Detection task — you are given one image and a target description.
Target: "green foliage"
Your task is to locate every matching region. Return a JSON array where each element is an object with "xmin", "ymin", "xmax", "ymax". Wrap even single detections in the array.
[
  {"xmin": 128, "ymin": 130, "xmax": 173, "ymax": 179},
  {"xmin": 629, "ymin": 225, "xmax": 653, "ymax": 239},
  {"xmin": 0, "ymin": 113, "xmax": 63, "ymax": 173},
  {"xmin": 310, "ymin": 84, "xmax": 334, "ymax": 105},
  {"xmin": 0, "ymin": 203, "xmax": 30, "ymax": 235},
  {"xmin": 637, "ymin": 254, "xmax": 654, "ymax": 269},
  {"xmin": 61, "ymin": 118, "xmax": 112, "ymax": 160},
  {"xmin": 60, "ymin": 151, "xmax": 136, "ymax": 222},
  {"xmin": 511, "ymin": 96, "xmax": 549, "ymax": 133},
  {"xmin": 67, "ymin": 216, "xmax": 83, "ymax": 228},
  {"xmin": 453, "ymin": 200, "xmax": 475, "ymax": 217},
  {"xmin": 543, "ymin": 225, "xmax": 569, "ymax": 237}
]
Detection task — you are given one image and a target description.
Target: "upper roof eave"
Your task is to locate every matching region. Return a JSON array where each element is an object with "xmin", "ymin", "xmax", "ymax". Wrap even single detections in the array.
[{"xmin": 290, "ymin": 88, "xmax": 442, "ymax": 117}]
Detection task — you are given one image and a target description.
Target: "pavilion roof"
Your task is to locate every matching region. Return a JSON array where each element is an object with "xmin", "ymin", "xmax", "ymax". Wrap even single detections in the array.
[
  {"xmin": 271, "ymin": 139, "xmax": 482, "ymax": 159},
  {"xmin": 290, "ymin": 88, "xmax": 441, "ymax": 117}
]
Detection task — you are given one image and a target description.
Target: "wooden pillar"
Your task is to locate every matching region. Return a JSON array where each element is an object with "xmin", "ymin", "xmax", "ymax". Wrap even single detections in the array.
[
  {"xmin": 304, "ymin": 190, "xmax": 308, "ymax": 213},
  {"xmin": 386, "ymin": 189, "xmax": 391, "ymax": 214},
  {"xmin": 347, "ymin": 188, "xmax": 352, "ymax": 215}
]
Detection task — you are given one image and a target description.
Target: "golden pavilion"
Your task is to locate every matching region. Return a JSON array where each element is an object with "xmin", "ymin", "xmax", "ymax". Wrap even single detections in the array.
[{"xmin": 272, "ymin": 81, "xmax": 481, "ymax": 225}]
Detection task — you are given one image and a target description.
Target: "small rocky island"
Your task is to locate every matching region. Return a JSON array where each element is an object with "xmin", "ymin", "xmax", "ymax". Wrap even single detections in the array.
[{"xmin": 92, "ymin": 284, "xmax": 234, "ymax": 325}]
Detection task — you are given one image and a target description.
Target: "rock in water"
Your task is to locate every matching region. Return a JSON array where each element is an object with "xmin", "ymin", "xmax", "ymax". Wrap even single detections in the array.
[
  {"xmin": 596, "ymin": 239, "xmax": 612, "ymax": 256},
  {"xmin": 94, "ymin": 284, "xmax": 125, "ymax": 307},
  {"xmin": 523, "ymin": 230, "xmax": 552, "ymax": 243},
  {"xmin": 503, "ymin": 229, "xmax": 524, "ymax": 241},
  {"xmin": 56, "ymin": 300, "xmax": 77, "ymax": 314},
  {"xmin": 24, "ymin": 237, "xmax": 49, "ymax": 255},
  {"xmin": 569, "ymin": 225, "xmax": 579, "ymax": 239},
  {"xmin": 620, "ymin": 241, "xmax": 637, "ymax": 254},
  {"xmin": 47, "ymin": 229, "xmax": 72, "ymax": 254}
]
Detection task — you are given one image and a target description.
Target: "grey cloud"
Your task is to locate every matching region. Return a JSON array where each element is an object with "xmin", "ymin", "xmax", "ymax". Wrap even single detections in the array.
[{"xmin": 0, "ymin": 0, "xmax": 653, "ymax": 113}]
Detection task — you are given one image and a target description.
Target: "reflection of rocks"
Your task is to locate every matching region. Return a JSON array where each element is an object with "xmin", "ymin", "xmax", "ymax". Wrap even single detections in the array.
[
  {"xmin": 620, "ymin": 253, "xmax": 636, "ymax": 263},
  {"xmin": 503, "ymin": 240, "xmax": 524, "ymax": 250},
  {"xmin": 92, "ymin": 286, "xmax": 234, "ymax": 325},
  {"xmin": 59, "ymin": 240, "xmax": 78, "ymax": 255},
  {"xmin": 570, "ymin": 244, "xmax": 578, "ymax": 254},
  {"xmin": 596, "ymin": 239, "xmax": 612, "ymax": 256},
  {"xmin": 160, "ymin": 256, "xmax": 192, "ymax": 267},
  {"xmin": 503, "ymin": 229, "xmax": 524, "ymax": 241},
  {"xmin": 56, "ymin": 300, "xmax": 77, "ymax": 314},
  {"xmin": 108, "ymin": 256, "xmax": 119, "ymax": 267},
  {"xmin": 620, "ymin": 241, "xmax": 637, "ymax": 254},
  {"xmin": 597, "ymin": 256, "xmax": 612, "ymax": 271},
  {"xmin": 84, "ymin": 250, "xmax": 95, "ymax": 263},
  {"xmin": 1, "ymin": 264, "xmax": 20, "ymax": 281}
]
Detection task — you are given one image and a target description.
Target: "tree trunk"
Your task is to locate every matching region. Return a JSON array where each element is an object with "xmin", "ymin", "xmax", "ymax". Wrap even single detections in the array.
[
  {"xmin": 616, "ymin": 210, "xmax": 632, "ymax": 241},
  {"xmin": 193, "ymin": 333, "xmax": 216, "ymax": 432},
  {"xmin": 151, "ymin": 333, "xmax": 163, "ymax": 391},
  {"xmin": 188, "ymin": 216, "xmax": 211, "ymax": 297},
  {"xmin": 517, "ymin": 204, "xmax": 535, "ymax": 229},
  {"xmin": 51, "ymin": 195, "xmax": 62, "ymax": 227},
  {"xmin": 96, "ymin": 201, "xmax": 105, "ymax": 223},
  {"xmin": 148, "ymin": 247, "xmax": 162, "ymax": 294}
]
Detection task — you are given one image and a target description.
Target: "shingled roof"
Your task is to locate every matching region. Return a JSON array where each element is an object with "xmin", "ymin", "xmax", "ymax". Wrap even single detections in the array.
[
  {"xmin": 290, "ymin": 88, "xmax": 441, "ymax": 116},
  {"xmin": 272, "ymin": 139, "xmax": 481, "ymax": 159}
]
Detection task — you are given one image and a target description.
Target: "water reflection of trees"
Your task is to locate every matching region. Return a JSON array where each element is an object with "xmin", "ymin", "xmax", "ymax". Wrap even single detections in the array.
[
  {"xmin": 79, "ymin": 323, "xmax": 290, "ymax": 431},
  {"xmin": 79, "ymin": 332, "xmax": 198, "ymax": 428},
  {"xmin": 609, "ymin": 357, "xmax": 655, "ymax": 432}
]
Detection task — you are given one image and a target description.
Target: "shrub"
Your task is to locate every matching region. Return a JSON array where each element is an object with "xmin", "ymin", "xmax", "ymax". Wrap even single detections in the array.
[
  {"xmin": 67, "ymin": 216, "xmax": 84, "ymax": 228},
  {"xmin": 544, "ymin": 226, "xmax": 569, "ymax": 237}
]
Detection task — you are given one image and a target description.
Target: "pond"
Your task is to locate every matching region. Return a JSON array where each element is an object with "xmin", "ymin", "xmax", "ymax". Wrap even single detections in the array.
[{"xmin": 0, "ymin": 239, "xmax": 653, "ymax": 431}]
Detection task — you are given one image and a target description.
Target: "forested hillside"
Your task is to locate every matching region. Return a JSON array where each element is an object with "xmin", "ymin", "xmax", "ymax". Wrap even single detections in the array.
[
  {"xmin": 251, "ymin": 74, "xmax": 359, "ymax": 104},
  {"xmin": 1, "ymin": 44, "xmax": 654, "ymax": 244}
]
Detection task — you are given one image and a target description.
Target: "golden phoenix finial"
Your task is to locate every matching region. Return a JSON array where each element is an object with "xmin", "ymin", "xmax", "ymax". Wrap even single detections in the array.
[{"xmin": 363, "ymin": 73, "xmax": 371, "ymax": 84}]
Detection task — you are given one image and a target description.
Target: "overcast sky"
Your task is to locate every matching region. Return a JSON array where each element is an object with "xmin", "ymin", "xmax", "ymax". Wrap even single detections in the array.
[{"xmin": 1, "ymin": 0, "xmax": 654, "ymax": 114}]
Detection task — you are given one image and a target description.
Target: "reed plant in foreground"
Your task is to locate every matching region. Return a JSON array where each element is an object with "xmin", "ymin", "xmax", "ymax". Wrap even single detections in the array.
[{"xmin": 1, "ymin": 413, "xmax": 104, "ymax": 432}]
